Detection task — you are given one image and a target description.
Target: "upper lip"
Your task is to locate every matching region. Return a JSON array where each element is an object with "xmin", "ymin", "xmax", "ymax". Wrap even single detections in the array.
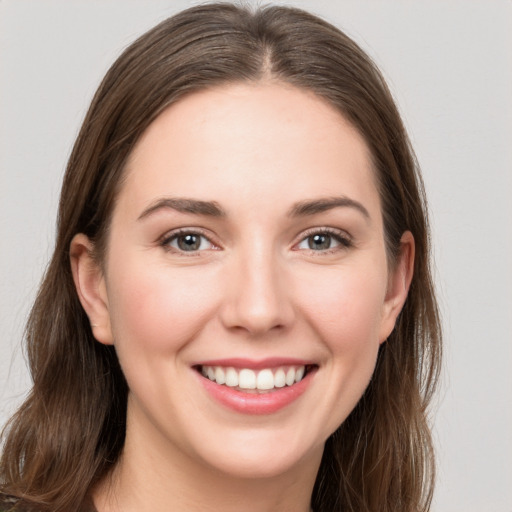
[{"xmin": 192, "ymin": 357, "xmax": 315, "ymax": 370}]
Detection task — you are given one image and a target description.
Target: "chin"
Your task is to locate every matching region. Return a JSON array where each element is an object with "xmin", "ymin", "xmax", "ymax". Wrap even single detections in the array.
[{"xmin": 192, "ymin": 432, "xmax": 324, "ymax": 481}]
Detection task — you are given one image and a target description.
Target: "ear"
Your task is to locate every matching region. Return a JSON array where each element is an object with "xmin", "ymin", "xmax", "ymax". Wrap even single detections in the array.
[
  {"xmin": 70, "ymin": 233, "xmax": 114, "ymax": 345},
  {"xmin": 379, "ymin": 231, "xmax": 415, "ymax": 343}
]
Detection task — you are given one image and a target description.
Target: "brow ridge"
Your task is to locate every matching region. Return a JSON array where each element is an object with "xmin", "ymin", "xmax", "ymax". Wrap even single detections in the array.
[
  {"xmin": 137, "ymin": 197, "xmax": 226, "ymax": 220},
  {"xmin": 288, "ymin": 196, "xmax": 370, "ymax": 219},
  {"xmin": 138, "ymin": 195, "xmax": 369, "ymax": 221}
]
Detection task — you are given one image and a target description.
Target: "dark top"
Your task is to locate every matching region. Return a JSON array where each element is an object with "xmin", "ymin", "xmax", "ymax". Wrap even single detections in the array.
[{"xmin": 0, "ymin": 494, "xmax": 97, "ymax": 511}]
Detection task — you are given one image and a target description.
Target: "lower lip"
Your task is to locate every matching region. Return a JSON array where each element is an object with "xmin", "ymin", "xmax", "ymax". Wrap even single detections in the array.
[{"xmin": 197, "ymin": 370, "xmax": 314, "ymax": 415}]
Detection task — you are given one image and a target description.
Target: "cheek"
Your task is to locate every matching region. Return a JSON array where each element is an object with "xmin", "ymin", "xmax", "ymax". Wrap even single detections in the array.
[
  {"xmin": 296, "ymin": 264, "xmax": 388, "ymax": 350},
  {"xmin": 291, "ymin": 263, "xmax": 388, "ymax": 434},
  {"xmin": 303, "ymin": 263, "xmax": 388, "ymax": 415},
  {"xmin": 106, "ymin": 257, "xmax": 220, "ymax": 358}
]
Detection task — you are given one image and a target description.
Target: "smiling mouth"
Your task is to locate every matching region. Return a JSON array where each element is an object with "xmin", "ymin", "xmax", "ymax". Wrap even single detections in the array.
[{"xmin": 195, "ymin": 364, "xmax": 316, "ymax": 393}]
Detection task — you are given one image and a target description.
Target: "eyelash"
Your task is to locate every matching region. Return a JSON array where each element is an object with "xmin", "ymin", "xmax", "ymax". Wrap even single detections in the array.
[
  {"xmin": 294, "ymin": 227, "xmax": 353, "ymax": 254},
  {"xmin": 159, "ymin": 227, "xmax": 353, "ymax": 255},
  {"xmin": 159, "ymin": 228, "xmax": 218, "ymax": 256}
]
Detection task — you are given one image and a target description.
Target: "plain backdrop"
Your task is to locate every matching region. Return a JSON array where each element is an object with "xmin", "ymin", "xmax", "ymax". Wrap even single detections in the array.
[{"xmin": 1, "ymin": 1, "xmax": 511, "ymax": 510}]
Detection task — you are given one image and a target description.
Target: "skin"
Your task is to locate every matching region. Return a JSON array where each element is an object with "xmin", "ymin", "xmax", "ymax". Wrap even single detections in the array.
[{"xmin": 71, "ymin": 82, "xmax": 414, "ymax": 512}]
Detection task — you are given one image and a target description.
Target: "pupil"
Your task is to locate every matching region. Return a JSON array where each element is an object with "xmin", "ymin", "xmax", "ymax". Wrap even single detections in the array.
[
  {"xmin": 309, "ymin": 234, "xmax": 331, "ymax": 250},
  {"xmin": 178, "ymin": 234, "xmax": 200, "ymax": 251}
]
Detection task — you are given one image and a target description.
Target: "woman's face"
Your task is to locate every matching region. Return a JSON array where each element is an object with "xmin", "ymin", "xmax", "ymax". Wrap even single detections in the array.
[{"xmin": 75, "ymin": 82, "xmax": 411, "ymax": 480}]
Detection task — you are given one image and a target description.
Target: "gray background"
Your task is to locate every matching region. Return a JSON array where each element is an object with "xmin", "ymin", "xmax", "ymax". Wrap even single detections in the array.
[{"xmin": 1, "ymin": 1, "xmax": 511, "ymax": 510}]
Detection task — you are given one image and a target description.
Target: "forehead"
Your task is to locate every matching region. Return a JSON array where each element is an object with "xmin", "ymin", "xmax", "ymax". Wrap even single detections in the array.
[{"xmin": 119, "ymin": 82, "xmax": 381, "ymax": 221}]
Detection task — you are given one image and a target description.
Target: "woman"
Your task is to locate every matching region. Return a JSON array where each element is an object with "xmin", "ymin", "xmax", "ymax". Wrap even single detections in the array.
[{"xmin": 0, "ymin": 3, "xmax": 441, "ymax": 511}]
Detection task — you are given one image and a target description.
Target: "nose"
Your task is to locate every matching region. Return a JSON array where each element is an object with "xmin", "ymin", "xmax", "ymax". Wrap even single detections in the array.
[{"xmin": 219, "ymin": 247, "xmax": 295, "ymax": 337}]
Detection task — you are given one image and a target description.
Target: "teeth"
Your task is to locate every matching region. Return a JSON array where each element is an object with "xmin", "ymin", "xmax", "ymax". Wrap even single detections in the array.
[
  {"xmin": 274, "ymin": 368, "xmax": 286, "ymax": 388},
  {"xmin": 200, "ymin": 365, "xmax": 307, "ymax": 391},
  {"xmin": 256, "ymin": 369, "xmax": 274, "ymax": 390},
  {"xmin": 225, "ymin": 367, "xmax": 238, "ymax": 387},
  {"xmin": 214, "ymin": 367, "xmax": 226, "ymax": 385},
  {"xmin": 239, "ymin": 369, "xmax": 256, "ymax": 389}
]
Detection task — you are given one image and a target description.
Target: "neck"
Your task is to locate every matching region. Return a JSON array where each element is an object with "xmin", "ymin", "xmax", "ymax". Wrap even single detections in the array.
[
  {"xmin": 93, "ymin": 407, "xmax": 321, "ymax": 512},
  {"xmin": 94, "ymin": 453, "xmax": 318, "ymax": 512}
]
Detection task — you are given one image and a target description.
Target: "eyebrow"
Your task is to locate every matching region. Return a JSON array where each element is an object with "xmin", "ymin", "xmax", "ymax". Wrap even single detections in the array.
[
  {"xmin": 137, "ymin": 197, "xmax": 226, "ymax": 220},
  {"xmin": 137, "ymin": 195, "xmax": 370, "ymax": 222},
  {"xmin": 287, "ymin": 196, "xmax": 370, "ymax": 220}
]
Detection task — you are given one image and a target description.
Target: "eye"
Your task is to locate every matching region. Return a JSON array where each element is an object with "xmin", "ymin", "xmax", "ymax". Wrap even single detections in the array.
[
  {"xmin": 162, "ymin": 230, "xmax": 216, "ymax": 253},
  {"xmin": 296, "ymin": 229, "xmax": 352, "ymax": 252}
]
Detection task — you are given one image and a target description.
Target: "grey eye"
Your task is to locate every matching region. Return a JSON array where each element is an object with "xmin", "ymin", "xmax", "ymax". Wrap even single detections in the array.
[
  {"xmin": 168, "ymin": 233, "xmax": 212, "ymax": 252},
  {"xmin": 308, "ymin": 234, "xmax": 333, "ymax": 250},
  {"xmin": 297, "ymin": 233, "xmax": 341, "ymax": 251}
]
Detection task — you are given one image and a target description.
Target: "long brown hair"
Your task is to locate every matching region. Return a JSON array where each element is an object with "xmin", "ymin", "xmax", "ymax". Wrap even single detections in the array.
[{"xmin": 1, "ymin": 4, "xmax": 441, "ymax": 511}]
